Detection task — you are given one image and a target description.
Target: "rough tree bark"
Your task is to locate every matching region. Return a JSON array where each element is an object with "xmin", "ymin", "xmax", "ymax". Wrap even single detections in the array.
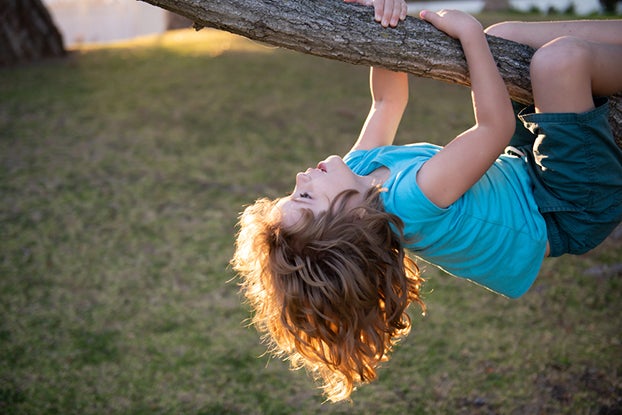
[
  {"xmin": 140, "ymin": 0, "xmax": 622, "ymax": 148},
  {"xmin": 0, "ymin": 0, "xmax": 65, "ymax": 65}
]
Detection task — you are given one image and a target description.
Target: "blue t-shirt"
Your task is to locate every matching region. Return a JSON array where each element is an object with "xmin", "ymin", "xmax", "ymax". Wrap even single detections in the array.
[{"xmin": 344, "ymin": 143, "xmax": 548, "ymax": 299}]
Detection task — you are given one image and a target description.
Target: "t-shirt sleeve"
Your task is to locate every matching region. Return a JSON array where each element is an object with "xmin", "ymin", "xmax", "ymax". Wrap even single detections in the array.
[
  {"xmin": 384, "ymin": 163, "xmax": 452, "ymax": 235},
  {"xmin": 344, "ymin": 150, "xmax": 371, "ymax": 176}
]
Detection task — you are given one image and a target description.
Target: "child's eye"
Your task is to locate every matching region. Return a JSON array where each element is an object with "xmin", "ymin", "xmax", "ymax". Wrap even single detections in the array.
[{"xmin": 299, "ymin": 192, "xmax": 311, "ymax": 199}]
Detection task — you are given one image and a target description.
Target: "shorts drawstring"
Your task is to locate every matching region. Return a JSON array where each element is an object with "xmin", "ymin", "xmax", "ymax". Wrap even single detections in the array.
[{"xmin": 505, "ymin": 146, "xmax": 526, "ymax": 158}]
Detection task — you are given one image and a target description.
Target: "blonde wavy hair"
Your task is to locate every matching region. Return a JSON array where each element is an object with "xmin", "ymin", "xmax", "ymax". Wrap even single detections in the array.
[{"xmin": 231, "ymin": 188, "xmax": 425, "ymax": 402}]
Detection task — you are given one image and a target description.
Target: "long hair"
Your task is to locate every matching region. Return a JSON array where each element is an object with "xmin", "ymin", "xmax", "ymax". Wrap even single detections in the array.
[{"xmin": 231, "ymin": 188, "xmax": 425, "ymax": 402}]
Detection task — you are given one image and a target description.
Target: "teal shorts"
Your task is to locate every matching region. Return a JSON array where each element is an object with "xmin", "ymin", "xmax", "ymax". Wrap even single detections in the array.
[{"xmin": 510, "ymin": 98, "xmax": 622, "ymax": 257}]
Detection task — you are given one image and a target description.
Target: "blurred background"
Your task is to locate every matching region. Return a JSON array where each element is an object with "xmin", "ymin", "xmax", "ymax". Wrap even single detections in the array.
[
  {"xmin": 1, "ymin": 1, "xmax": 621, "ymax": 414},
  {"xmin": 41, "ymin": 0, "xmax": 621, "ymax": 48}
]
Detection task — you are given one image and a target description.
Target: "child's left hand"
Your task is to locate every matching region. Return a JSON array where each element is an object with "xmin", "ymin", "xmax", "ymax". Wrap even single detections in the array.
[
  {"xmin": 344, "ymin": 0, "xmax": 408, "ymax": 28},
  {"xmin": 419, "ymin": 9, "xmax": 483, "ymax": 40}
]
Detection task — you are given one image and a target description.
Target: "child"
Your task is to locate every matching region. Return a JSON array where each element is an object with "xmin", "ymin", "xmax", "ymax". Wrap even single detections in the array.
[{"xmin": 232, "ymin": 2, "xmax": 622, "ymax": 402}]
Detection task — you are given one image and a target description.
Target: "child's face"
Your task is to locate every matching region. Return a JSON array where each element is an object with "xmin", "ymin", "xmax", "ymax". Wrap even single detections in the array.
[{"xmin": 276, "ymin": 155, "xmax": 368, "ymax": 228}]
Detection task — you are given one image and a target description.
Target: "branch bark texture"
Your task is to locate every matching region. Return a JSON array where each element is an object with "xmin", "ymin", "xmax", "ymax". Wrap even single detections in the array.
[{"xmin": 140, "ymin": 0, "xmax": 621, "ymax": 148}]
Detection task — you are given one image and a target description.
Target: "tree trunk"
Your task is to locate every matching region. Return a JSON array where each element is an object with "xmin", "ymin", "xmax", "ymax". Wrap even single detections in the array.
[
  {"xmin": 0, "ymin": 0, "xmax": 65, "ymax": 66},
  {"xmin": 599, "ymin": 0, "xmax": 620, "ymax": 13},
  {"xmin": 140, "ymin": 0, "xmax": 622, "ymax": 149}
]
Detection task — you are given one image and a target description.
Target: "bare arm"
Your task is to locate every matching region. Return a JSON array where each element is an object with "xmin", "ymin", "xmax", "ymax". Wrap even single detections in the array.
[
  {"xmin": 485, "ymin": 19, "xmax": 622, "ymax": 49},
  {"xmin": 344, "ymin": 0, "xmax": 410, "ymax": 151},
  {"xmin": 416, "ymin": 10, "xmax": 515, "ymax": 208},
  {"xmin": 350, "ymin": 67, "xmax": 409, "ymax": 151}
]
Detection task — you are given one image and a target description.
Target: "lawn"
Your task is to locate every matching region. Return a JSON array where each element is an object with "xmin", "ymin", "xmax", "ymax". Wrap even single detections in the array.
[{"xmin": 1, "ymin": 13, "xmax": 621, "ymax": 415}]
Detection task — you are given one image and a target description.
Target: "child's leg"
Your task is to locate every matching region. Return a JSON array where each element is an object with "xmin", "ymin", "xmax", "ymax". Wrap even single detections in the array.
[
  {"xmin": 490, "ymin": 20, "xmax": 622, "ymax": 149},
  {"xmin": 507, "ymin": 36, "xmax": 622, "ymax": 150},
  {"xmin": 530, "ymin": 36, "xmax": 622, "ymax": 114},
  {"xmin": 516, "ymin": 36, "xmax": 622, "ymax": 256},
  {"xmin": 485, "ymin": 20, "xmax": 622, "ymax": 50}
]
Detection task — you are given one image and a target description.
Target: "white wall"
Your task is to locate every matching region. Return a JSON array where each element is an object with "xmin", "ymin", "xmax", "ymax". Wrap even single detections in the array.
[
  {"xmin": 510, "ymin": 0, "xmax": 602, "ymax": 14},
  {"xmin": 43, "ymin": 0, "xmax": 167, "ymax": 47}
]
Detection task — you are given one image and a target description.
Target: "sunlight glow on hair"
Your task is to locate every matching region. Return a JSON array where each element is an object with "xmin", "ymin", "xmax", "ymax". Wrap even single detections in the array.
[{"xmin": 231, "ymin": 188, "xmax": 425, "ymax": 402}]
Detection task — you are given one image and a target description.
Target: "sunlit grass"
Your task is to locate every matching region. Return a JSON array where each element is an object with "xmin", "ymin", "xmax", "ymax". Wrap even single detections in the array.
[
  {"xmin": 1, "ymin": 17, "xmax": 621, "ymax": 415},
  {"xmin": 76, "ymin": 28, "xmax": 277, "ymax": 57}
]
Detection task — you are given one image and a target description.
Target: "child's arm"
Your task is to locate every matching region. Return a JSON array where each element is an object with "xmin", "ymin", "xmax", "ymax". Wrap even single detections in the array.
[
  {"xmin": 485, "ymin": 19, "xmax": 622, "ymax": 49},
  {"xmin": 416, "ymin": 10, "xmax": 515, "ymax": 208},
  {"xmin": 342, "ymin": 0, "xmax": 410, "ymax": 151},
  {"xmin": 350, "ymin": 67, "xmax": 409, "ymax": 151}
]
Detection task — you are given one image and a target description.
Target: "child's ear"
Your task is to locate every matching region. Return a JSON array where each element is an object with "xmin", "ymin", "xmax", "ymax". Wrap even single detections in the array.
[{"xmin": 351, "ymin": 206, "xmax": 368, "ymax": 220}]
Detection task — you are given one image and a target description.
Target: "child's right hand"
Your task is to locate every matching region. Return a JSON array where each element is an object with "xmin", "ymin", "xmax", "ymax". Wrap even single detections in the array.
[
  {"xmin": 419, "ymin": 9, "xmax": 483, "ymax": 40},
  {"xmin": 344, "ymin": 0, "xmax": 408, "ymax": 28}
]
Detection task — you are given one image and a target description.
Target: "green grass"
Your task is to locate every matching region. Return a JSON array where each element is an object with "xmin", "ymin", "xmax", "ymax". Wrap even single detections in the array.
[{"xmin": 1, "ymin": 17, "xmax": 621, "ymax": 415}]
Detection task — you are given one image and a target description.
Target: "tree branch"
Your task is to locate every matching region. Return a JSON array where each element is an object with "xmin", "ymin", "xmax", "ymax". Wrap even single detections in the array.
[{"xmin": 140, "ymin": 0, "xmax": 621, "ymax": 148}]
